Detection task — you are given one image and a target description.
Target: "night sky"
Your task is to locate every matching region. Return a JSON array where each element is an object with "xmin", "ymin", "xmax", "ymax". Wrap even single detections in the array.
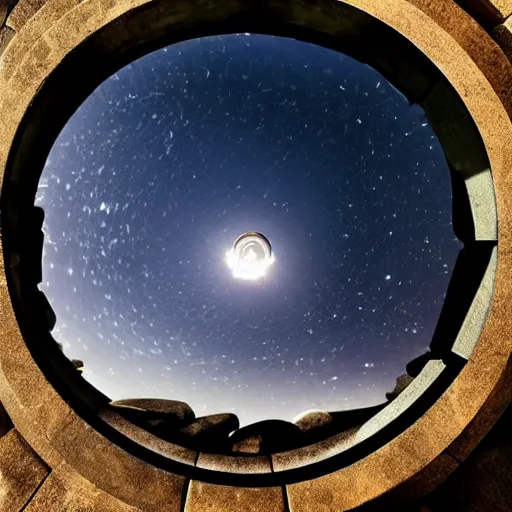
[{"xmin": 36, "ymin": 34, "xmax": 461, "ymax": 427}]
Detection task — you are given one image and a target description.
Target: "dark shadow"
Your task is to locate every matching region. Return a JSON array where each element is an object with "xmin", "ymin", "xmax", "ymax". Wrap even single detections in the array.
[
  {"xmin": 451, "ymin": 164, "xmax": 476, "ymax": 243},
  {"xmin": 429, "ymin": 241, "xmax": 496, "ymax": 358}
]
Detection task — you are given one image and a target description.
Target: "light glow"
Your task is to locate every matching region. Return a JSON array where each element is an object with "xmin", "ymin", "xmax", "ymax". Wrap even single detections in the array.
[{"xmin": 225, "ymin": 232, "xmax": 275, "ymax": 281}]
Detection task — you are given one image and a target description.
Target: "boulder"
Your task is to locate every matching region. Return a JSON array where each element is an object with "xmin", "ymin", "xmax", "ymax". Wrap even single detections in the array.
[
  {"xmin": 109, "ymin": 398, "xmax": 195, "ymax": 434},
  {"xmin": 232, "ymin": 434, "xmax": 262, "ymax": 454},
  {"xmin": 293, "ymin": 410, "xmax": 333, "ymax": 435},
  {"xmin": 229, "ymin": 419, "xmax": 304, "ymax": 454},
  {"xmin": 386, "ymin": 373, "xmax": 415, "ymax": 401},
  {"xmin": 406, "ymin": 351, "xmax": 432, "ymax": 377},
  {"xmin": 180, "ymin": 413, "xmax": 239, "ymax": 452},
  {"xmin": 71, "ymin": 359, "xmax": 84, "ymax": 374}
]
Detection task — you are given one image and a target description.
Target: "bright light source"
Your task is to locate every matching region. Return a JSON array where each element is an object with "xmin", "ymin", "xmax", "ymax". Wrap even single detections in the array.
[{"xmin": 226, "ymin": 232, "xmax": 275, "ymax": 281}]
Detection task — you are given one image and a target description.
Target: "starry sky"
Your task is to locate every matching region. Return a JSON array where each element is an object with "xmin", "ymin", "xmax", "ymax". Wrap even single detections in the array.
[{"xmin": 36, "ymin": 34, "xmax": 462, "ymax": 427}]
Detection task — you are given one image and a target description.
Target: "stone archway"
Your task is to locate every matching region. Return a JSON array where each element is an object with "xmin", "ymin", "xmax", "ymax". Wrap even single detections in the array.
[{"xmin": 0, "ymin": 1, "xmax": 511, "ymax": 510}]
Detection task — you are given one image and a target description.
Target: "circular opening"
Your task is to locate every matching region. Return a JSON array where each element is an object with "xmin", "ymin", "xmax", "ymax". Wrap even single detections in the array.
[
  {"xmin": 34, "ymin": 33, "xmax": 461, "ymax": 427},
  {"xmin": 1, "ymin": 0, "xmax": 504, "ymax": 489}
]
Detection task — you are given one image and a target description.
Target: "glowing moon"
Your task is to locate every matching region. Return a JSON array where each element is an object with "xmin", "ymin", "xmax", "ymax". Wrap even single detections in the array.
[{"xmin": 225, "ymin": 232, "xmax": 275, "ymax": 281}]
